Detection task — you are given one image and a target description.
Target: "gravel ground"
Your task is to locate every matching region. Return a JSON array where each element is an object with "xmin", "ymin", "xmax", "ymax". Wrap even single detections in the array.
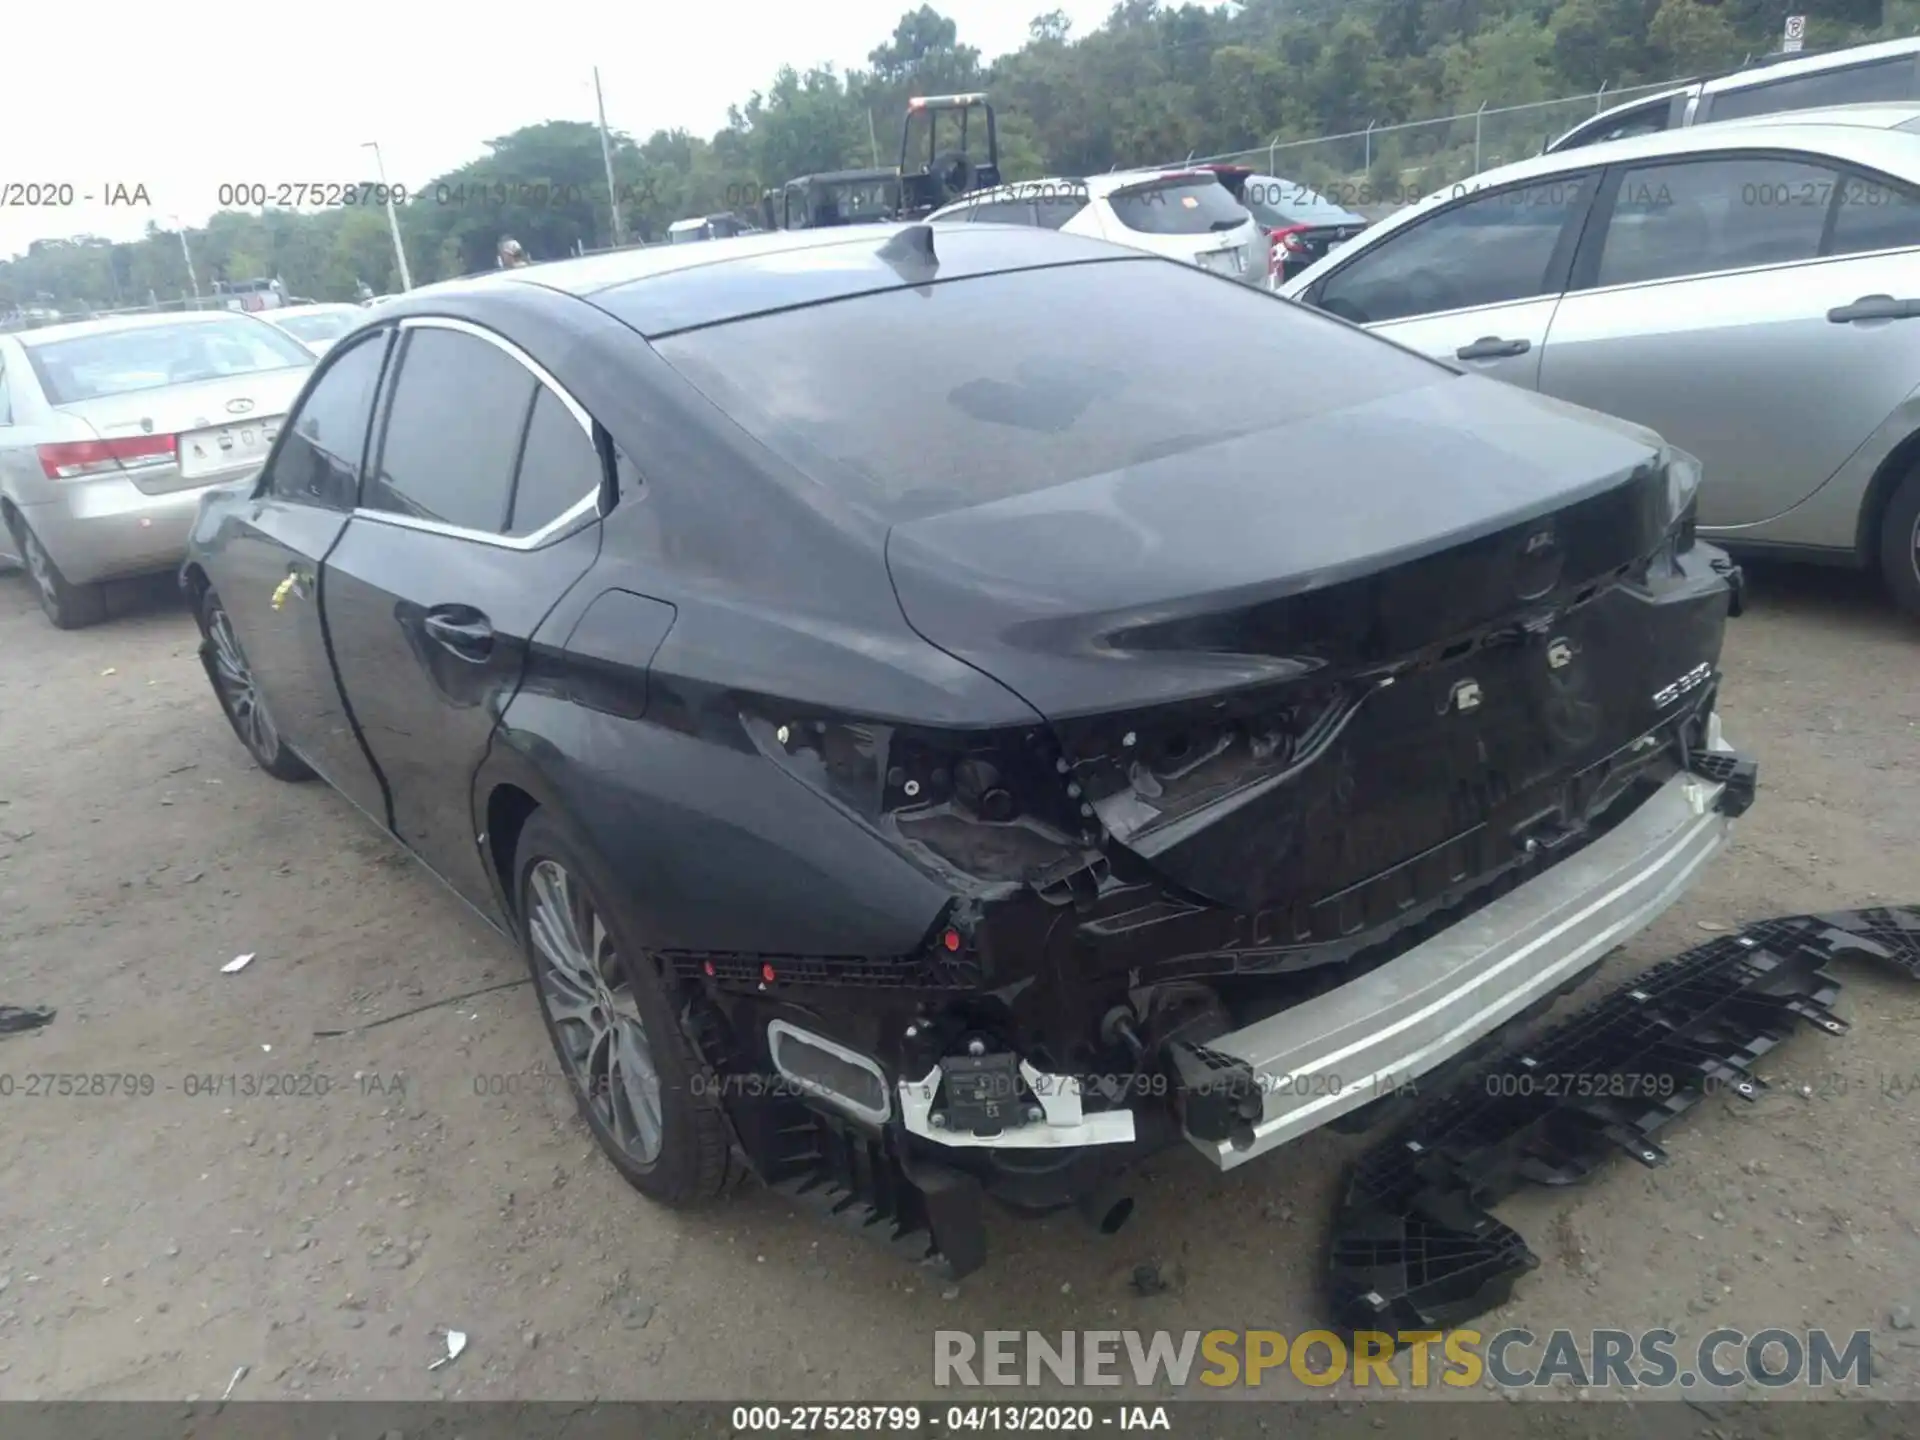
[{"xmin": 0, "ymin": 561, "xmax": 1915, "ymax": 1403}]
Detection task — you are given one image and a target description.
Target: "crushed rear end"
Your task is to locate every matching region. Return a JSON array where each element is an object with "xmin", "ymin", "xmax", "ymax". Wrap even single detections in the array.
[{"xmin": 643, "ymin": 253, "xmax": 1753, "ymax": 1274}]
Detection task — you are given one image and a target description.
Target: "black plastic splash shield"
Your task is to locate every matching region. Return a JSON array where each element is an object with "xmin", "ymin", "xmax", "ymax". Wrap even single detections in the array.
[
  {"xmin": 1813, "ymin": 905, "xmax": 1920, "ymax": 979},
  {"xmin": 1326, "ymin": 911, "xmax": 1870, "ymax": 1334}
]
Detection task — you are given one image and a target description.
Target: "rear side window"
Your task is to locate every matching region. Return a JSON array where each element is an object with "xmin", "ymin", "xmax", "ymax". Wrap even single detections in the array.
[
  {"xmin": 1593, "ymin": 156, "xmax": 1836, "ymax": 287},
  {"xmin": 508, "ymin": 388, "xmax": 602, "ymax": 537},
  {"xmin": 266, "ymin": 332, "xmax": 387, "ymax": 511},
  {"xmin": 1316, "ymin": 176, "xmax": 1590, "ymax": 324},
  {"xmin": 1829, "ymin": 170, "xmax": 1920, "ymax": 255},
  {"xmin": 964, "ymin": 198, "xmax": 1037, "ymax": 225},
  {"xmin": 24, "ymin": 318, "xmax": 313, "ymax": 404},
  {"xmin": 1033, "ymin": 192, "xmax": 1089, "ymax": 230},
  {"xmin": 652, "ymin": 260, "xmax": 1448, "ymax": 523},
  {"xmin": 1704, "ymin": 56, "xmax": 1917, "ymax": 123},
  {"xmin": 363, "ymin": 326, "xmax": 535, "ymax": 533},
  {"xmin": 1106, "ymin": 178, "xmax": 1251, "ymax": 235}
]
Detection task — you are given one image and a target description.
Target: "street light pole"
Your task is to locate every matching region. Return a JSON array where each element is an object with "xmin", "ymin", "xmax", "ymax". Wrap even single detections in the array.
[{"xmin": 362, "ymin": 141, "xmax": 415, "ymax": 291}]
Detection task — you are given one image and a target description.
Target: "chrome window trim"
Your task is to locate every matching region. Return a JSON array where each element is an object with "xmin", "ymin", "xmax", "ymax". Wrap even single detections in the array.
[{"xmin": 352, "ymin": 314, "xmax": 605, "ymax": 551}]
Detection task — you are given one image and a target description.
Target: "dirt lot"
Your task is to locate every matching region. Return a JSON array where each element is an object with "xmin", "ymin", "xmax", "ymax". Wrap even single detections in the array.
[{"xmin": 0, "ymin": 561, "xmax": 1916, "ymax": 1404}]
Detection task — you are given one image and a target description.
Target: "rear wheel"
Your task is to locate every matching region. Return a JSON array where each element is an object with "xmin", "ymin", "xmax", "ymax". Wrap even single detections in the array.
[
  {"xmin": 513, "ymin": 810, "xmax": 733, "ymax": 1204},
  {"xmin": 6, "ymin": 512, "xmax": 107, "ymax": 630},
  {"xmin": 1881, "ymin": 467, "xmax": 1920, "ymax": 623},
  {"xmin": 196, "ymin": 587, "xmax": 314, "ymax": 781}
]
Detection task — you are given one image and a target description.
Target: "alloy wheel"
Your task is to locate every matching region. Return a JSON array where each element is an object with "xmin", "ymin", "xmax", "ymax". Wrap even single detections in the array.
[
  {"xmin": 206, "ymin": 601, "xmax": 280, "ymax": 763},
  {"xmin": 526, "ymin": 858, "xmax": 666, "ymax": 1164}
]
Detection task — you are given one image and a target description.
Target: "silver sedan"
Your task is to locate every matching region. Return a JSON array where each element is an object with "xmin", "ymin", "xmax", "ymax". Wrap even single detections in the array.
[
  {"xmin": 0, "ymin": 310, "xmax": 314, "ymax": 627},
  {"xmin": 1278, "ymin": 103, "xmax": 1920, "ymax": 619}
]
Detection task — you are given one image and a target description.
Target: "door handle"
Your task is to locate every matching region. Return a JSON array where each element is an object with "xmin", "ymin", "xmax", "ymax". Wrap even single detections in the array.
[
  {"xmin": 422, "ymin": 606, "xmax": 494, "ymax": 662},
  {"xmin": 1456, "ymin": 336, "xmax": 1532, "ymax": 360},
  {"xmin": 1827, "ymin": 295, "xmax": 1920, "ymax": 324}
]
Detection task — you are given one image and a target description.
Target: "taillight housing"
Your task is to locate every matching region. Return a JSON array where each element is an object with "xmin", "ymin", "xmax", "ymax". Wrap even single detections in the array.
[
  {"xmin": 741, "ymin": 711, "xmax": 1098, "ymax": 884},
  {"xmin": 1272, "ymin": 224, "xmax": 1310, "ymax": 256},
  {"xmin": 37, "ymin": 435, "xmax": 176, "ymax": 480}
]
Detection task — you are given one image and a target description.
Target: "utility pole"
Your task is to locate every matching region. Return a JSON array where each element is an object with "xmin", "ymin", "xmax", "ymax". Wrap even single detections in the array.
[
  {"xmin": 594, "ymin": 67, "xmax": 626, "ymax": 246},
  {"xmin": 361, "ymin": 141, "xmax": 415, "ymax": 291},
  {"xmin": 868, "ymin": 109, "xmax": 882, "ymax": 168},
  {"xmin": 171, "ymin": 219, "xmax": 202, "ymax": 302}
]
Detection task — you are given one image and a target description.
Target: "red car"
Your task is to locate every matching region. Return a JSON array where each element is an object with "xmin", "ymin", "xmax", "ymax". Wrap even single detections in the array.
[{"xmin": 1198, "ymin": 164, "xmax": 1372, "ymax": 286}]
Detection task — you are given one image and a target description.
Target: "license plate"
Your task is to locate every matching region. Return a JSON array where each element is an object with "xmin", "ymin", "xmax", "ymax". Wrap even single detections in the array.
[{"xmin": 180, "ymin": 418, "xmax": 281, "ymax": 480}]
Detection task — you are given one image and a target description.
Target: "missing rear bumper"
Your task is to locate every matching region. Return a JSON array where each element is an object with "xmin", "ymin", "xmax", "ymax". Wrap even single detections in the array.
[{"xmin": 1187, "ymin": 736, "xmax": 1746, "ymax": 1169}]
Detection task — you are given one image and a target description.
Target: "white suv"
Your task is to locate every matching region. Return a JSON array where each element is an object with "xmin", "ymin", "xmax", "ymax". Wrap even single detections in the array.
[
  {"xmin": 1549, "ymin": 36, "xmax": 1920, "ymax": 153},
  {"xmin": 927, "ymin": 172, "xmax": 1270, "ymax": 284}
]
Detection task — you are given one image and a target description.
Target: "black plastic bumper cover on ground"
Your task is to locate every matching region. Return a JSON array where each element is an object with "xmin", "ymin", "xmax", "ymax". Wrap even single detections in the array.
[{"xmin": 1326, "ymin": 906, "xmax": 1919, "ymax": 1334}]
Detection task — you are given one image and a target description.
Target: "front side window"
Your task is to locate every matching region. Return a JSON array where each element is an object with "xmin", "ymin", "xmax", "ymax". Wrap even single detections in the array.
[
  {"xmin": 362, "ymin": 327, "xmax": 535, "ymax": 533},
  {"xmin": 1557, "ymin": 100, "xmax": 1675, "ymax": 152},
  {"xmin": 1593, "ymin": 156, "xmax": 1837, "ymax": 288},
  {"xmin": 24, "ymin": 317, "xmax": 313, "ymax": 404},
  {"xmin": 1316, "ymin": 176, "xmax": 1591, "ymax": 324},
  {"xmin": 265, "ymin": 331, "xmax": 388, "ymax": 511}
]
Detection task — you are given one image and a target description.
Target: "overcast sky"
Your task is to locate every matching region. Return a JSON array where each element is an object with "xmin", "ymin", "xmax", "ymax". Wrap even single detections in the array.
[{"xmin": 4, "ymin": 0, "xmax": 1114, "ymax": 261}]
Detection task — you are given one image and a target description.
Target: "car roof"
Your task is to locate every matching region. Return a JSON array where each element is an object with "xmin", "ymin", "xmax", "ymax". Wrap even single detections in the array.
[
  {"xmin": 373, "ymin": 222, "xmax": 1148, "ymax": 339},
  {"xmin": 1319, "ymin": 110, "xmax": 1920, "ymax": 263},
  {"xmin": 13, "ymin": 309, "xmax": 280, "ymax": 347},
  {"xmin": 264, "ymin": 302, "xmax": 362, "ymax": 317}
]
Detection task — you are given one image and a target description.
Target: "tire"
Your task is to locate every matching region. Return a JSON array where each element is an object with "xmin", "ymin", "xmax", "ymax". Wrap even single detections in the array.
[
  {"xmin": 512, "ymin": 809, "xmax": 734, "ymax": 1204},
  {"xmin": 1880, "ymin": 466, "xmax": 1920, "ymax": 623},
  {"xmin": 195, "ymin": 586, "xmax": 315, "ymax": 782},
  {"xmin": 6, "ymin": 511, "xmax": 107, "ymax": 630}
]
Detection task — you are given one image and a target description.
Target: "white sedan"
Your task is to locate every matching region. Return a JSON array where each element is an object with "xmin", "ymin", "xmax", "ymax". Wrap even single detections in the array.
[{"xmin": 256, "ymin": 302, "xmax": 368, "ymax": 355}]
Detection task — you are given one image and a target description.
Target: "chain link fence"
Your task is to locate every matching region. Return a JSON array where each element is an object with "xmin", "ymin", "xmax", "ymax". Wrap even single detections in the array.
[{"xmin": 1177, "ymin": 81, "xmax": 1685, "ymax": 220}]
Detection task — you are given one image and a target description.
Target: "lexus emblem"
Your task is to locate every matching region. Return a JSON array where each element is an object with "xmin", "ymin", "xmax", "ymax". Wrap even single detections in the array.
[
  {"xmin": 1523, "ymin": 528, "xmax": 1555, "ymax": 555},
  {"xmin": 1547, "ymin": 638, "xmax": 1574, "ymax": 670},
  {"xmin": 226, "ymin": 398, "xmax": 256, "ymax": 415},
  {"xmin": 1448, "ymin": 679, "xmax": 1483, "ymax": 714}
]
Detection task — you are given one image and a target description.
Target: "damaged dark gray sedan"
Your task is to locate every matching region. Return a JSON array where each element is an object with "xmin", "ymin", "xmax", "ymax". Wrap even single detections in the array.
[{"xmin": 180, "ymin": 222, "xmax": 1755, "ymax": 1276}]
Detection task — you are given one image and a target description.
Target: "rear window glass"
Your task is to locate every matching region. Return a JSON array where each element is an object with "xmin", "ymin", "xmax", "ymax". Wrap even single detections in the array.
[
  {"xmin": 1107, "ymin": 178, "xmax": 1252, "ymax": 236},
  {"xmin": 1241, "ymin": 177, "xmax": 1362, "ymax": 227},
  {"xmin": 25, "ymin": 318, "xmax": 313, "ymax": 404},
  {"xmin": 652, "ymin": 260, "xmax": 1447, "ymax": 523}
]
